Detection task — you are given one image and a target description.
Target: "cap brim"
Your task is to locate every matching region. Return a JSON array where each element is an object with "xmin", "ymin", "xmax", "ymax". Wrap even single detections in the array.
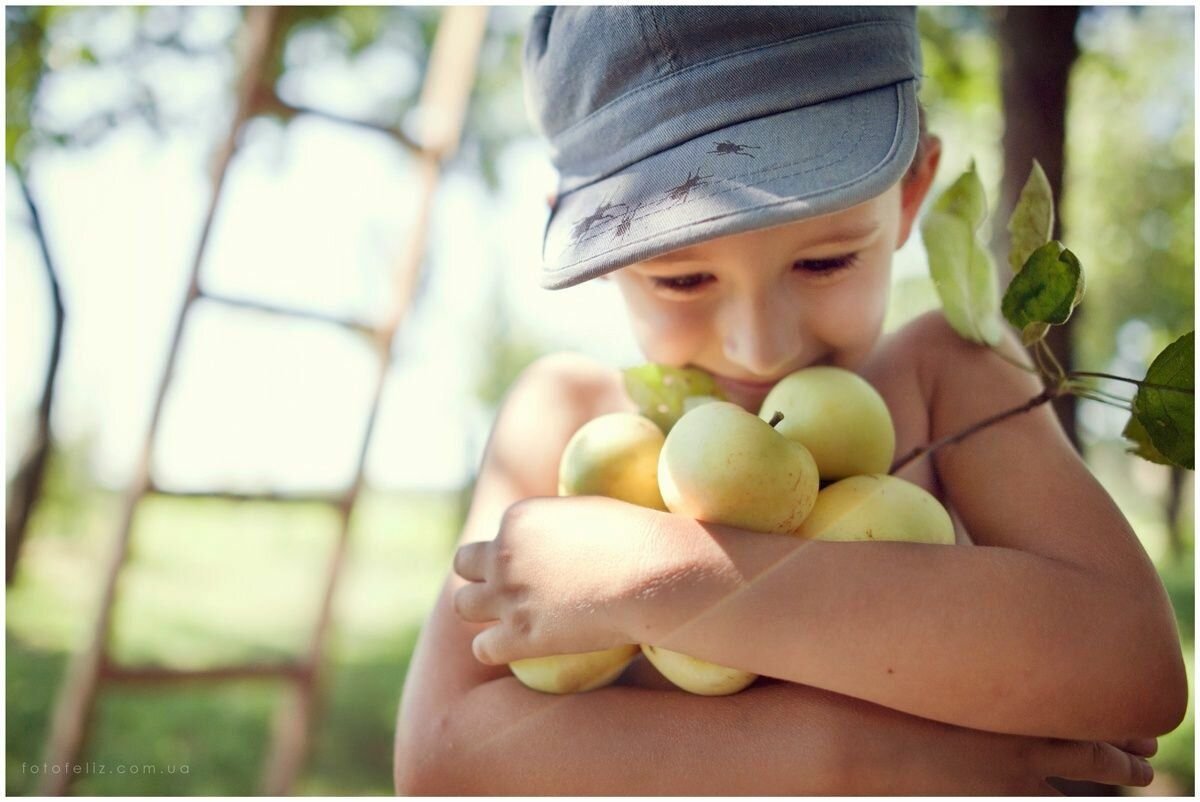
[{"xmin": 540, "ymin": 81, "xmax": 919, "ymax": 290}]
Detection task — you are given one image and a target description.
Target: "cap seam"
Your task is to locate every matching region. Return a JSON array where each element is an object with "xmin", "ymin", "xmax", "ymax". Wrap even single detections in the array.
[{"xmin": 553, "ymin": 19, "xmax": 913, "ymax": 142}]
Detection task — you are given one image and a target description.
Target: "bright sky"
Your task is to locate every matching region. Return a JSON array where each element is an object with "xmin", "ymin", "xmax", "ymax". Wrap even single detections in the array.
[
  {"xmin": 11, "ymin": 6, "xmax": 1179, "ymax": 495},
  {"xmin": 5, "ymin": 7, "xmax": 657, "ymax": 493}
]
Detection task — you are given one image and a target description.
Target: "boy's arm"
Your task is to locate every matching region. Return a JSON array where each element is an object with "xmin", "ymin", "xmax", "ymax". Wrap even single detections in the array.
[
  {"xmin": 403, "ymin": 350, "xmax": 1152, "ymax": 794},
  {"xmin": 456, "ymin": 317, "xmax": 1186, "ymax": 741},
  {"xmin": 681, "ymin": 312, "xmax": 1185, "ymax": 739},
  {"xmin": 399, "ymin": 628, "xmax": 1150, "ymax": 796},
  {"xmin": 392, "ymin": 353, "xmax": 848, "ymax": 793}
]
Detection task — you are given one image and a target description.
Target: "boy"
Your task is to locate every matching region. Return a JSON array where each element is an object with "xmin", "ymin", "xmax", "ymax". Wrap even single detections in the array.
[{"xmin": 395, "ymin": 8, "xmax": 1185, "ymax": 794}]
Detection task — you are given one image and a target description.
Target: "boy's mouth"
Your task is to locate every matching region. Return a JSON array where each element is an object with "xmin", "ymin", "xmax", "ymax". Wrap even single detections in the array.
[{"xmin": 711, "ymin": 373, "xmax": 784, "ymax": 407}]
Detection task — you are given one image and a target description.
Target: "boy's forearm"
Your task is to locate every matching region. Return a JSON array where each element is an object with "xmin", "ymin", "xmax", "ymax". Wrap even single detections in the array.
[
  {"xmin": 404, "ymin": 676, "xmax": 850, "ymax": 795},
  {"xmin": 623, "ymin": 511, "xmax": 1185, "ymax": 741}
]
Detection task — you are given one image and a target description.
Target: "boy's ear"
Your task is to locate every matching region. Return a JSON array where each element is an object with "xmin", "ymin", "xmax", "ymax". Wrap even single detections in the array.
[{"xmin": 895, "ymin": 135, "xmax": 942, "ymax": 249}]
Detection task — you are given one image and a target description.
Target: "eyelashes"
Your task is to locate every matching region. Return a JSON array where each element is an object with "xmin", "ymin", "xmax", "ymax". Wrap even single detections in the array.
[
  {"xmin": 651, "ymin": 273, "xmax": 714, "ymax": 292},
  {"xmin": 650, "ymin": 253, "xmax": 859, "ymax": 294},
  {"xmin": 794, "ymin": 253, "xmax": 860, "ymax": 273}
]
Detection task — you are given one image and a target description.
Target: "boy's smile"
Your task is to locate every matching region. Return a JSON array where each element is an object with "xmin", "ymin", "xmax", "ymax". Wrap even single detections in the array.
[{"xmin": 609, "ymin": 184, "xmax": 918, "ymax": 411}]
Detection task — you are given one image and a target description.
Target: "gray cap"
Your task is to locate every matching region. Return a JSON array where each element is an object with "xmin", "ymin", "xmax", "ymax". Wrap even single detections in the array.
[{"xmin": 523, "ymin": 7, "xmax": 923, "ymax": 290}]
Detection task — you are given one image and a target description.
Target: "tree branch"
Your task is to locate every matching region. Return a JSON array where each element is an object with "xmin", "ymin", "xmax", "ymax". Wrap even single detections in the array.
[
  {"xmin": 890, "ymin": 385, "xmax": 1060, "ymax": 475},
  {"xmin": 6, "ymin": 168, "xmax": 66, "ymax": 584}
]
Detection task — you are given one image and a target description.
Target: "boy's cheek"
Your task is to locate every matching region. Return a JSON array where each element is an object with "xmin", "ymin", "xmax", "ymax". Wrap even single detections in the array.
[{"xmin": 628, "ymin": 315, "xmax": 705, "ymax": 367}]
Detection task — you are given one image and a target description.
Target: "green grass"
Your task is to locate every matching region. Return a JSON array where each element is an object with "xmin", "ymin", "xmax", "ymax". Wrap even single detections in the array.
[
  {"xmin": 6, "ymin": 488, "xmax": 458, "ymax": 795},
  {"xmin": 6, "ymin": 459, "xmax": 1193, "ymax": 794}
]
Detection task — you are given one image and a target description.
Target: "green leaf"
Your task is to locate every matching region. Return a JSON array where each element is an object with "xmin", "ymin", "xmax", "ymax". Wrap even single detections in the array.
[
  {"xmin": 1007, "ymin": 160, "xmax": 1055, "ymax": 273},
  {"xmin": 1121, "ymin": 415, "xmax": 1172, "ymax": 466},
  {"xmin": 1130, "ymin": 331, "xmax": 1194, "ymax": 470},
  {"xmin": 921, "ymin": 166, "xmax": 1005, "ymax": 346},
  {"xmin": 932, "ymin": 159, "xmax": 988, "ymax": 226},
  {"xmin": 1001, "ymin": 241, "xmax": 1084, "ymax": 345},
  {"xmin": 622, "ymin": 364, "xmax": 725, "ymax": 433}
]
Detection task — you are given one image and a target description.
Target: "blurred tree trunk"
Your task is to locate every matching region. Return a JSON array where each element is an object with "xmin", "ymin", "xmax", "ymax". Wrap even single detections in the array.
[
  {"xmin": 6, "ymin": 171, "xmax": 65, "ymax": 585},
  {"xmin": 993, "ymin": 9, "xmax": 1119, "ymax": 798},
  {"xmin": 1165, "ymin": 465, "xmax": 1187, "ymax": 562},
  {"xmin": 991, "ymin": 6, "xmax": 1082, "ymax": 452}
]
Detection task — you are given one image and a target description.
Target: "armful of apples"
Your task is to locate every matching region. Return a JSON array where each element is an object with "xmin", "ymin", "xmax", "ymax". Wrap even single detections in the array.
[{"xmin": 509, "ymin": 364, "xmax": 955, "ymax": 697}]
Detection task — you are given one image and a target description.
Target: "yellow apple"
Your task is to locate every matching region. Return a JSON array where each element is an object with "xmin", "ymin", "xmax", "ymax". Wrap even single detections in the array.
[
  {"xmin": 558, "ymin": 412, "xmax": 668, "ymax": 510},
  {"xmin": 793, "ymin": 474, "xmax": 955, "ymax": 545},
  {"xmin": 510, "ymin": 412, "xmax": 664, "ymax": 694},
  {"xmin": 658, "ymin": 401, "xmax": 820, "ymax": 534},
  {"xmin": 639, "ymin": 645, "xmax": 757, "ymax": 696},
  {"xmin": 510, "ymin": 645, "xmax": 641, "ymax": 694},
  {"xmin": 648, "ymin": 401, "xmax": 820, "ymax": 696},
  {"xmin": 759, "ymin": 366, "xmax": 896, "ymax": 480}
]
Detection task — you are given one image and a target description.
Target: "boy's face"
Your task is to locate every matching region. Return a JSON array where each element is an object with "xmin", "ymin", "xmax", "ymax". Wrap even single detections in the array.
[{"xmin": 610, "ymin": 179, "xmax": 927, "ymax": 412}]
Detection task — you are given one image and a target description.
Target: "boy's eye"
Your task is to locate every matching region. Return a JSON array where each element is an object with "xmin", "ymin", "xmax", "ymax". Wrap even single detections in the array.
[
  {"xmin": 793, "ymin": 253, "xmax": 859, "ymax": 274},
  {"xmin": 650, "ymin": 273, "xmax": 714, "ymax": 294}
]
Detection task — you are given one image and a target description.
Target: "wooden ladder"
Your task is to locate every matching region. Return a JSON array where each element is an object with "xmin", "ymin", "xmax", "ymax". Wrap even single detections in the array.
[{"xmin": 35, "ymin": 6, "xmax": 489, "ymax": 795}]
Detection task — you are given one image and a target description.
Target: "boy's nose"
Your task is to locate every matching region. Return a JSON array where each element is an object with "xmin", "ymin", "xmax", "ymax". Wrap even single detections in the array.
[{"xmin": 720, "ymin": 295, "xmax": 798, "ymax": 379}]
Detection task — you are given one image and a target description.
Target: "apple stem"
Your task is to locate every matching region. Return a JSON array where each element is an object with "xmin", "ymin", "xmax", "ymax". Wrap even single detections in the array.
[{"xmin": 768, "ymin": 411, "xmax": 785, "ymax": 428}]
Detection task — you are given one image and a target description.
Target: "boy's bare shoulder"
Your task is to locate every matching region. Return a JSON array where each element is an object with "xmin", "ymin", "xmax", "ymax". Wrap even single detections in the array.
[
  {"xmin": 493, "ymin": 352, "xmax": 633, "ymax": 473},
  {"xmin": 868, "ymin": 309, "xmax": 1028, "ymax": 405},
  {"xmin": 459, "ymin": 351, "xmax": 627, "ymax": 535},
  {"xmin": 871, "ymin": 309, "xmax": 971, "ymax": 394},
  {"xmin": 517, "ymin": 351, "xmax": 634, "ymax": 421},
  {"xmin": 886, "ymin": 308, "xmax": 1042, "ymax": 403}
]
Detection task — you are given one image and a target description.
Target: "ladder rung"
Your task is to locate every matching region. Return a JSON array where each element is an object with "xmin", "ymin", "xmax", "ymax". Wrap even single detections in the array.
[
  {"xmin": 147, "ymin": 485, "xmax": 346, "ymax": 506},
  {"xmin": 198, "ymin": 290, "xmax": 379, "ymax": 337},
  {"xmin": 269, "ymin": 96, "xmax": 424, "ymax": 155},
  {"xmin": 102, "ymin": 661, "xmax": 311, "ymax": 684}
]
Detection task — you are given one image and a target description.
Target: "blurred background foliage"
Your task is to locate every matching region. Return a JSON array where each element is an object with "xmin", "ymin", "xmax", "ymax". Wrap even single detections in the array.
[{"xmin": 6, "ymin": 5, "xmax": 1194, "ymax": 795}]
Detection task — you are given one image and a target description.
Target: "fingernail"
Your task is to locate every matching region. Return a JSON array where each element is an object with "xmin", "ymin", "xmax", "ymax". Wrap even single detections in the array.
[{"xmin": 1139, "ymin": 758, "xmax": 1154, "ymax": 786}]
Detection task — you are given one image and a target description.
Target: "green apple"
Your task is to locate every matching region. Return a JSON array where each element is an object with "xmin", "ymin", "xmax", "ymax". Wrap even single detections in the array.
[
  {"xmin": 623, "ymin": 363, "xmax": 726, "ymax": 434},
  {"xmin": 558, "ymin": 412, "xmax": 668, "ymax": 510},
  {"xmin": 648, "ymin": 401, "xmax": 820, "ymax": 696},
  {"xmin": 793, "ymin": 474, "xmax": 955, "ymax": 545},
  {"xmin": 658, "ymin": 401, "xmax": 820, "ymax": 534},
  {"xmin": 510, "ymin": 645, "xmax": 641, "ymax": 694},
  {"xmin": 510, "ymin": 412, "xmax": 664, "ymax": 694},
  {"xmin": 759, "ymin": 366, "xmax": 896, "ymax": 480}
]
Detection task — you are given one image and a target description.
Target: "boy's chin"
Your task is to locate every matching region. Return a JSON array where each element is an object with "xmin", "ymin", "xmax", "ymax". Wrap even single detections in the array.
[
  {"xmin": 717, "ymin": 386, "xmax": 773, "ymax": 415},
  {"xmin": 710, "ymin": 375, "xmax": 780, "ymax": 414}
]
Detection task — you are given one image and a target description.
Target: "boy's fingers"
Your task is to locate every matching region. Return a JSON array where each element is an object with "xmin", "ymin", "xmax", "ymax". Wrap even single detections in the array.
[
  {"xmin": 1044, "ymin": 740, "xmax": 1153, "ymax": 788},
  {"xmin": 453, "ymin": 542, "xmax": 487, "ymax": 581},
  {"xmin": 471, "ymin": 626, "xmax": 508, "ymax": 666},
  {"xmin": 1108, "ymin": 737, "xmax": 1158, "ymax": 758},
  {"xmin": 452, "ymin": 582, "xmax": 495, "ymax": 623}
]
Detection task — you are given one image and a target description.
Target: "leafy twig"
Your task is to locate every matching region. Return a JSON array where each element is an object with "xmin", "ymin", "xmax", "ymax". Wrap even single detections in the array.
[
  {"xmin": 890, "ymin": 385, "xmax": 1061, "ymax": 474},
  {"xmin": 1036, "ymin": 338, "xmax": 1066, "ymax": 382},
  {"xmin": 1073, "ymin": 391, "xmax": 1132, "ymax": 412},
  {"xmin": 1068, "ymin": 371, "xmax": 1195, "ymax": 394},
  {"xmin": 1078, "ymin": 389, "xmax": 1132, "ymax": 408}
]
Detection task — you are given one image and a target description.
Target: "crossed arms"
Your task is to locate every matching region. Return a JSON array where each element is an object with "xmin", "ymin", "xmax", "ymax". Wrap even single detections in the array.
[{"xmin": 394, "ymin": 321, "xmax": 1185, "ymax": 794}]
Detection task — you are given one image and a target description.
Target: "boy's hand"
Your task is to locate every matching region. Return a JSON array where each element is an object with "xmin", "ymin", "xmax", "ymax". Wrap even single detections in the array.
[
  {"xmin": 928, "ymin": 733, "xmax": 1157, "ymax": 794},
  {"xmin": 839, "ymin": 681, "xmax": 1160, "ymax": 794},
  {"xmin": 452, "ymin": 495, "xmax": 652, "ymax": 665}
]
